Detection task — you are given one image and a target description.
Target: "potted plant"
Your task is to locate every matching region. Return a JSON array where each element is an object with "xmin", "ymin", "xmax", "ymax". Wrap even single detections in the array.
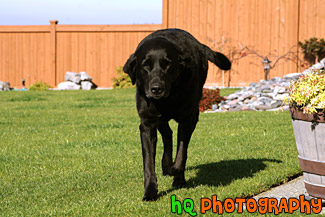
[{"xmin": 289, "ymin": 68, "xmax": 325, "ymax": 199}]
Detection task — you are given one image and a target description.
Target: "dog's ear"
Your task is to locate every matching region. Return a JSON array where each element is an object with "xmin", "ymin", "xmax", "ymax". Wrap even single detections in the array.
[{"xmin": 123, "ymin": 54, "xmax": 137, "ymax": 85}]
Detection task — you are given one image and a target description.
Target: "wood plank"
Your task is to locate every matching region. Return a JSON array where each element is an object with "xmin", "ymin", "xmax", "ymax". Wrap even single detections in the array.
[
  {"xmin": 38, "ymin": 33, "xmax": 45, "ymax": 83},
  {"xmin": 199, "ymin": 0, "xmax": 206, "ymax": 42},
  {"xmin": 56, "ymin": 33, "xmax": 64, "ymax": 84},
  {"xmin": 50, "ymin": 21, "xmax": 57, "ymax": 86},
  {"xmin": 115, "ymin": 32, "xmax": 123, "ymax": 73},
  {"xmin": 56, "ymin": 24, "xmax": 162, "ymax": 32},
  {"xmin": 100, "ymin": 32, "xmax": 108, "ymax": 87},
  {"xmin": 315, "ymin": 123, "xmax": 325, "ymax": 161},
  {"xmin": 292, "ymin": 120, "xmax": 318, "ymax": 161},
  {"xmin": 0, "ymin": 25, "xmax": 50, "ymax": 33},
  {"xmin": 207, "ymin": 0, "xmax": 215, "ymax": 83},
  {"xmin": 0, "ymin": 34, "xmax": 3, "ymax": 83},
  {"xmin": 78, "ymin": 33, "xmax": 86, "ymax": 71},
  {"xmin": 8, "ymin": 33, "xmax": 16, "ymax": 87},
  {"xmin": 22, "ymin": 33, "xmax": 30, "ymax": 86},
  {"xmin": 107, "ymin": 32, "xmax": 115, "ymax": 87},
  {"xmin": 94, "ymin": 33, "xmax": 100, "ymax": 85},
  {"xmin": 30, "ymin": 33, "xmax": 37, "ymax": 84},
  {"xmin": 162, "ymin": 0, "xmax": 169, "ymax": 28},
  {"xmin": 3, "ymin": 34, "xmax": 9, "ymax": 83},
  {"xmin": 60, "ymin": 32, "xmax": 70, "ymax": 80},
  {"xmin": 71, "ymin": 33, "xmax": 79, "ymax": 71},
  {"xmin": 237, "ymin": 0, "xmax": 249, "ymax": 85},
  {"xmin": 305, "ymin": 173, "xmax": 324, "ymax": 187},
  {"xmin": 168, "ymin": 0, "xmax": 176, "ymax": 28},
  {"xmin": 44, "ymin": 33, "xmax": 52, "ymax": 86},
  {"xmin": 191, "ymin": 0, "xmax": 200, "ymax": 38},
  {"xmin": 85, "ymin": 33, "xmax": 94, "ymax": 83}
]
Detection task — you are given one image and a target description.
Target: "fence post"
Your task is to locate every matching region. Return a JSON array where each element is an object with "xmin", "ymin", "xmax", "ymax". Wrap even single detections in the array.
[{"xmin": 50, "ymin": 20, "xmax": 58, "ymax": 86}]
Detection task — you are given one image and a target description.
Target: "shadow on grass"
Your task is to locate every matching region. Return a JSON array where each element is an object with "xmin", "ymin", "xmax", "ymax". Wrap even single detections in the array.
[{"xmin": 158, "ymin": 158, "xmax": 282, "ymax": 199}]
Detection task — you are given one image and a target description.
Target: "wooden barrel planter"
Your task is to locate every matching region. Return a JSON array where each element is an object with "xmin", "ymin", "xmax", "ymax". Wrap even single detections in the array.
[{"xmin": 290, "ymin": 106, "xmax": 325, "ymax": 199}]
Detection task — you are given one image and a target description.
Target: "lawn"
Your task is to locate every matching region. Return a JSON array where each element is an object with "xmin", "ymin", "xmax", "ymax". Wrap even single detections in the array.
[{"xmin": 0, "ymin": 89, "xmax": 305, "ymax": 216}]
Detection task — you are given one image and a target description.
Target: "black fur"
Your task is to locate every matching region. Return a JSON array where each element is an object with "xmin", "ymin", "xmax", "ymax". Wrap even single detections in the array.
[{"xmin": 123, "ymin": 29, "xmax": 231, "ymax": 201}]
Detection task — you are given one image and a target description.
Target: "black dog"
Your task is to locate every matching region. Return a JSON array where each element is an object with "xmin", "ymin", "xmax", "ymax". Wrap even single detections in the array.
[{"xmin": 123, "ymin": 29, "xmax": 231, "ymax": 201}]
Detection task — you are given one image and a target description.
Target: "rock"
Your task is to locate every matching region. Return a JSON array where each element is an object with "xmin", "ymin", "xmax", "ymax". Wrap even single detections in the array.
[
  {"xmin": 255, "ymin": 105, "xmax": 272, "ymax": 110},
  {"xmin": 65, "ymin": 71, "xmax": 81, "ymax": 84},
  {"xmin": 58, "ymin": 81, "xmax": 81, "ymax": 90},
  {"xmin": 0, "ymin": 81, "xmax": 10, "ymax": 91},
  {"xmin": 274, "ymin": 86, "xmax": 287, "ymax": 94},
  {"xmin": 81, "ymin": 81, "xmax": 96, "ymax": 90},
  {"xmin": 212, "ymin": 104, "xmax": 219, "ymax": 111},
  {"xmin": 320, "ymin": 58, "xmax": 325, "ymax": 66},
  {"xmin": 274, "ymin": 93, "xmax": 289, "ymax": 101},
  {"xmin": 62, "ymin": 71, "xmax": 97, "ymax": 90},
  {"xmin": 241, "ymin": 105, "xmax": 256, "ymax": 111},
  {"xmin": 310, "ymin": 62, "xmax": 324, "ymax": 71},
  {"xmin": 226, "ymin": 93, "xmax": 239, "ymax": 100},
  {"xmin": 257, "ymin": 97, "xmax": 273, "ymax": 104},
  {"xmin": 229, "ymin": 105, "xmax": 243, "ymax": 112},
  {"xmin": 271, "ymin": 100, "xmax": 283, "ymax": 109},
  {"xmin": 243, "ymin": 98, "xmax": 250, "ymax": 104},
  {"xmin": 250, "ymin": 96, "xmax": 258, "ymax": 101},
  {"xmin": 261, "ymin": 85, "xmax": 273, "ymax": 93},
  {"xmin": 283, "ymin": 73, "xmax": 302, "ymax": 81},
  {"xmin": 222, "ymin": 105, "xmax": 231, "ymax": 110},
  {"xmin": 212, "ymin": 59, "xmax": 324, "ymax": 112},
  {"xmin": 280, "ymin": 81, "xmax": 291, "ymax": 87},
  {"xmin": 79, "ymin": 71, "xmax": 93, "ymax": 81},
  {"xmin": 228, "ymin": 99, "xmax": 239, "ymax": 106},
  {"xmin": 269, "ymin": 77, "xmax": 282, "ymax": 83}
]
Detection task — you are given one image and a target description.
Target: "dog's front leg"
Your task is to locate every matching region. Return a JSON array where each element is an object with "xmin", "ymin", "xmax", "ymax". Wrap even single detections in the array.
[{"xmin": 140, "ymin": 123, "xmax": 158, "ymax": 201}]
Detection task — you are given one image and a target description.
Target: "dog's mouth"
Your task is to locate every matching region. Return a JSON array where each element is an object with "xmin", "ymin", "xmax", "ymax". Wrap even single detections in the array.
[{"xmin": 146, "ymin": 91, "xmax": 169, "ymax": 100}]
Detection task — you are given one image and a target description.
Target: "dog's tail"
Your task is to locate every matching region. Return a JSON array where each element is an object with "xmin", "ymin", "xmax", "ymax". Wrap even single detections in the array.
[{"xmin": 204, "ymin": 45, "xmax": 231, "ymax": 70}]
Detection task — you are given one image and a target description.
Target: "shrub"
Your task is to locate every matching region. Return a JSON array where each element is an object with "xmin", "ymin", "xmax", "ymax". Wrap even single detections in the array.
[
  {"xmin": 298, "ymin": 37, "xmax": 325, "ymax": 65},
  {"xmin": 28, "ymin": 81, "xmax": 52, "ymax": 91},
  {"xmin": 199, "ymin": 88, "xmax": 225, "ymax": 112},
  {"xmin": 112, "ymin": 66, "xmax": 134, "ymax": 89},
  {"xmin": 289, "ymin": 69, "xmax": 325, "ymax": 114}
]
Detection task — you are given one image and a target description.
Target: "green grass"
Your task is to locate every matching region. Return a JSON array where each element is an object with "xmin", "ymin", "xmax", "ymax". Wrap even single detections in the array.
[
  {"xmin": 0, "ymin": 89, "xmax": 308, "ymax": 216},
  {"xmin": 219, "ymin": 88, "xmax": 241, "ymax": 97}
]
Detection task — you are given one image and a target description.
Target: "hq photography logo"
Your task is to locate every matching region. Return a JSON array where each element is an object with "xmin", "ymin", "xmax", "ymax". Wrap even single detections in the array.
[{"xmin": 170, "ymin": 195, "xmax": 323, "ymax": 216}]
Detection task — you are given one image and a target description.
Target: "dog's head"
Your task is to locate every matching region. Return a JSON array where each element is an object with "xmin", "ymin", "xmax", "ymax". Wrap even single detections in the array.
[{"xmin": 123, "ymin": 37, "xmax": 183, "ymax": 100}]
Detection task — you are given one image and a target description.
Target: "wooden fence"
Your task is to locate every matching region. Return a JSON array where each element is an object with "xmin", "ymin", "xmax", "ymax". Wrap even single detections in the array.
[
  {"xmin": 0, "ymin": 22, "xmax": 161, "ymax": 88},
  {"xmin": 0, "ymin": 0, "xmax": 324, "ymax": 88},
  {"xmin": 165, "ymin": 0, "xmax": 325, "ymax": 87}
]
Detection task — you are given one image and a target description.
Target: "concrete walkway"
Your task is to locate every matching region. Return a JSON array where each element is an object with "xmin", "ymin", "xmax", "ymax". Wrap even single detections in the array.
[{"xmin": 254, "ymin": 176, "xmax": 325, "ymax": 214}]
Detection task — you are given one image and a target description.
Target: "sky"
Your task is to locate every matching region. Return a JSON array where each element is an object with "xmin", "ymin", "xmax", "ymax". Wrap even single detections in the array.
[{"xmin": 0, "ymin": 0, "xmax": 162, "ymax": 25}]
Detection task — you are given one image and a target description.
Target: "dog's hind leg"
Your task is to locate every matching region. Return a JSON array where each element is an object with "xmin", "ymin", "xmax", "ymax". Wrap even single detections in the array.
[
  {"xmin": 158, "ymin": 121, "xmax": 173, "ymax": 176},
  {"xmin": 172, "ymin": 114, "xmax": 198, "ymax": 187}
]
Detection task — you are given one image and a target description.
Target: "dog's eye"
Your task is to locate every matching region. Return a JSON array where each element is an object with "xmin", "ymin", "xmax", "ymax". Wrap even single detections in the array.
[
  {"xmin": 142, "ymin": 62, "xmax": 151, "ymax": 71},
  {"xmin": 160, "ymin": 59, "xmax": 171, "ymax": 70}
]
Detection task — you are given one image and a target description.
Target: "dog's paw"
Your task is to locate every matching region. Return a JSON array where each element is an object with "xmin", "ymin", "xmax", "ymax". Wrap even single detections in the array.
[
  {"xmin": 172, "ymin": 177, "xmax": 186, "ymax": 188},
  {"xmin": 142, "ymin": 194, "xmax": 158, "ymax": 201},
  {"xmin": 143, "ymin": 183, "xmax": 158, "ymax": 201}
]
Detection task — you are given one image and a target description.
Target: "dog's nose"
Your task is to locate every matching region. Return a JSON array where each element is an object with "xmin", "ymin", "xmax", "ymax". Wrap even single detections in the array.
[{"xmin": 151, "ymin": 85, "xmax": 164, "ymax": 95}]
